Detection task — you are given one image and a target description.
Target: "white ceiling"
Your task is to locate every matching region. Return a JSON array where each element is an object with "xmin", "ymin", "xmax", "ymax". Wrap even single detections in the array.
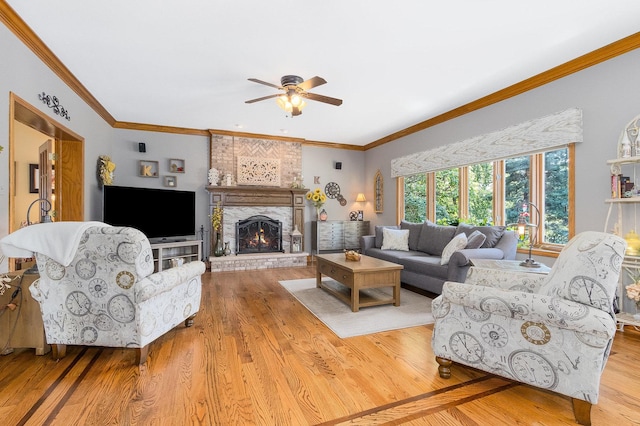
[{"xmin": 6, "ymin": 1, "xmax": 640, "ymax": 146}]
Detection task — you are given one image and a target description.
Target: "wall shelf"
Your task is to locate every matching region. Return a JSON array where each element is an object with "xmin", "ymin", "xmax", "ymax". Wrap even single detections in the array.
[
  {"xmin": 139, "ymin": 160, "xmax": 159, "ymax": 178},
  {"xmin": 169, "ymin": 158, "xmax": 185, "ymax": 173}
]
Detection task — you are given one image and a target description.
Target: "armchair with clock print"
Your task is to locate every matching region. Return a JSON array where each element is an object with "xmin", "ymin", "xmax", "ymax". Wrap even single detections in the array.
[
  {"xmin": 431, "ymin": 231, "xmax": 626, "ymax": 426},
  {"xmin": 1, "ymin": 222, "xmax": 205, "ymax": 365}
]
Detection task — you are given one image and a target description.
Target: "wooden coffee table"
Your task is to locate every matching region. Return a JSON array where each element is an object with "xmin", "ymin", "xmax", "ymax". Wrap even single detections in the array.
[{"xmin": 315, "ymin": 253, "xmax": 403, "ymax": 312}]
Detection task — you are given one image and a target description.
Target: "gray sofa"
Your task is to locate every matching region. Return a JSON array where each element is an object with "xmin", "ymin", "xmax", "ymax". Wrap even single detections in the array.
[{"xmin": 360, "ymin": 220, "xmax": 518, "ymax": 295}]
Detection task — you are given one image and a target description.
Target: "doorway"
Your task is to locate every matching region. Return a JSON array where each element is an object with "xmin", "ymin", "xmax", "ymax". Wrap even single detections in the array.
[{"xmin": 8, "ymin": 93, "xmax": 84, "ymax": 261}]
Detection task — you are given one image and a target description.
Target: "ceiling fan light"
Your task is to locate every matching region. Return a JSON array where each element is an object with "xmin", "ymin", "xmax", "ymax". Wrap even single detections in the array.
[
  {"xmin": 276, "ymin": 95, "xmax": 292, "ymax": 112},
  {"xmin": 290, "ymin": 94, "xmax": 302, "ymax": 107}
]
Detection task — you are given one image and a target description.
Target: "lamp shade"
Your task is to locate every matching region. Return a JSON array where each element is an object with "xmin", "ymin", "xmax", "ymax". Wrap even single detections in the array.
[{"xmin": 355, "ymin": 193, "xmax": 366, "ymax": 202}]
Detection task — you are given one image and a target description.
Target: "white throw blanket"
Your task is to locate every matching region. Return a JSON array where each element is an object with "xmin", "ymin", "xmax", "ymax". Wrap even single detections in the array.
[{"xmin": 0, "ymin": 221, "xmax": 108, "ymax": 266}]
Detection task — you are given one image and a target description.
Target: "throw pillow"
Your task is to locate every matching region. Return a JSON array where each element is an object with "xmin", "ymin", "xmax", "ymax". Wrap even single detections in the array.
[
  {"xmin": 381, "ymin": 228, "xmax": 410, "ymax": 251},
  {"xmin": 465, "ymin": 230, "xmax": 487, "ymax": 249},
  {"xmin": 417, "ymin": 221, "xmax": 457, "ymax": 255},
  {"xmin": 400, "ymin": 220, "xmax": 423, "ymax": 251},
  {"xmin": 375, "ymin": 225, "xmax": 399, "ymax": 248},
  {"xmin": 440, "ymin": 233, "xmax": 468, "ymax": 265},
  {"xmin": 455, "ymin": 223, "xmax": 505, "ymax": 248}
]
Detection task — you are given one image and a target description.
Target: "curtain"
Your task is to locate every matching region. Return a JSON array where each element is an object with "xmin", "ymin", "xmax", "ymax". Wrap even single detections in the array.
[{"xmin": 390, "ymin": 107, "xmax": 582, "ymax": 177}]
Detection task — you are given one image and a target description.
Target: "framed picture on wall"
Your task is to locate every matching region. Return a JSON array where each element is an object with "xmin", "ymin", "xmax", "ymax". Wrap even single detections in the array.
[{"xmin": 29, "ymin": 163, "xmax": 39, "ymax": 193}]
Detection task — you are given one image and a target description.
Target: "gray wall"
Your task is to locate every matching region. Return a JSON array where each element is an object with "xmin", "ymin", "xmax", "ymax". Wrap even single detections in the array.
[
  {"xmin": 365, "ymin": 48, "xmax": 640, "ymax": 236},
  {"xmin": 0, "ymin": 22, "xmax": 115, "ymax": 236},
  {"xmin": 109, "ymin": 128, "xmax": 210, "ymax": 239},
  {"xmin": 301, "ymin": 145, "xmax": 366, "ymax": 251}
]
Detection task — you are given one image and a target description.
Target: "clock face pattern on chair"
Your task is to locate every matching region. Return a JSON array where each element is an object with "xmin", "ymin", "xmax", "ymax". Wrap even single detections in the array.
[
  {"xmin": 30, "ymin": 226, "xmax": 204, "ymax": 352},
  {"xmin": 431, "ymin": 231, "xmax": 626, "ymax": 406}
]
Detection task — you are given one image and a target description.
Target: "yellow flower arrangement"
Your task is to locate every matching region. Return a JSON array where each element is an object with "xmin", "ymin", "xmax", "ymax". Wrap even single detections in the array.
[
  {"xmin": 98, "ymin": 155, "xmax": 116, "ymax": 186},
  {"xmin": 306, "ymin": 188, "xmax": 327, "ymax": 209},
  {"xmin": 210, "ymin": 201, "xmax": 223, "ymax": 232}
]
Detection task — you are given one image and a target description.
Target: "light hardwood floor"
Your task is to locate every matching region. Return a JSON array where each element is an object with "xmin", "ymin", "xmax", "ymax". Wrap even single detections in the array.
[{"xmin": 1, "ymin": 265, "xmax": 640, "ymax": 425}]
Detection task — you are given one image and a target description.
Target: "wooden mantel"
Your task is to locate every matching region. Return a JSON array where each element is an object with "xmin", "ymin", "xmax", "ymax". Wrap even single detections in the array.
[
  {"xmin": 206, "ymin": 186, "xmax": 307, "ymax": 207},
  {"xmin": 206, "ymin": 186, "xmax": 308, "ymax": 241}
]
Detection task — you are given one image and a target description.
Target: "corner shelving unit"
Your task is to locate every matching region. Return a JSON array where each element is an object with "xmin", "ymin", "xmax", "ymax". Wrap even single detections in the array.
[{"xmin": 605, "ymin": 156, "xmax": 640, "ymax": 330}]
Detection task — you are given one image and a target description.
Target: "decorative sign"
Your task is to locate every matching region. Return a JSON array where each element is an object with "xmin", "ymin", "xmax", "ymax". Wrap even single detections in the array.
[
  {"xmin": 38, "ymin": 92, "xmax": 71, "ymax": 121},
  {"xmin": 237, "ymin": 156, "xmax": 281, "ymax": 186}
]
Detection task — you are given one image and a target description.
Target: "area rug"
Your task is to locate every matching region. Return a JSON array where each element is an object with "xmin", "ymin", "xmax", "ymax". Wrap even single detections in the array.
[{"xmin": 278, "ymin": 278, "xmax": 434, "ymax": 338}]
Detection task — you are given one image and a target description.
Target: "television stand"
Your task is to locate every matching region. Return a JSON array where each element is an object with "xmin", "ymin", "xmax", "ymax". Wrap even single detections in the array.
[{"xmin": 150, "ymin": 240, "xmax": 202, "ymax": 272}]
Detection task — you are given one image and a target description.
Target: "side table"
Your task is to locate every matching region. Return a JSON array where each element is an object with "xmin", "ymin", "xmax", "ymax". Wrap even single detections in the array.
[{"xmin": 0, "ymin": 270, "xmax": 50, "ymax": 355}]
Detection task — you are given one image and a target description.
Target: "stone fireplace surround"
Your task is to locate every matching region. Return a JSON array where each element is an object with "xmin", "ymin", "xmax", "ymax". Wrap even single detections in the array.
[{"xmin": 207, "ymin": 186, "xmax": 307, "ymax": 271}]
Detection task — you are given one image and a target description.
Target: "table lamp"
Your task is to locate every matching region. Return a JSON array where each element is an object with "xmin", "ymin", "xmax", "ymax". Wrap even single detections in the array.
[{"xmin": 356, "ymin": 193, "xmax": 366, "ymax": 221}]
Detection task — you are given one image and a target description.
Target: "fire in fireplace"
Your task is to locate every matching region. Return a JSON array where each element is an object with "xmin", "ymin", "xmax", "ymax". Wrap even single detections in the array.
[{"xmin": 236, "ymin": 215, "xmax": 284, "ymax": 254}]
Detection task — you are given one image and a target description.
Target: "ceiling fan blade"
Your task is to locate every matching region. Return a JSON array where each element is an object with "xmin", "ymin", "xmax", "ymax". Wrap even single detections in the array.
[
  {"xmin": 303, "ymin": 92, "xmax": 343, "ymax": 106},
  {"xmin": 245, "ymin": 94, "xmax": 281, "ymax": 104},
  {"xmin": 298, "ymin": 76, "xmax": 326, "ymax": 91},
  {"xmin": 247, "ymin": 78, "xmax": 282, "ymax": 90}
]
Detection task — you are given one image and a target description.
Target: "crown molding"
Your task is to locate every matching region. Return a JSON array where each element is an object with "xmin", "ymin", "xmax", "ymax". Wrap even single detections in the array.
[
  {"xmin": 113, "ymin": 121, "xmax": 209, "ymax": 136},
  {"xmin": 0, "ymin": 1, "xmax": 117, "ymax": 126},
  {"xmin": 364, "ymin": 31, "xmax": 640, "ymax": 151},
  {"xmin": 209, "ymin": 129, "xmax": 364, "ymax": 151}
]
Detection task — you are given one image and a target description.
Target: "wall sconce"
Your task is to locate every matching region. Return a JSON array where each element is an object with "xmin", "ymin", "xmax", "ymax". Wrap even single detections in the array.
[
  {"xmin": 355, "ymin": 193, "xmax": 366, "ymax": 221},
  {"xmin": 26, "ymin": 198, "xmax": 52, "ymax": 225}
]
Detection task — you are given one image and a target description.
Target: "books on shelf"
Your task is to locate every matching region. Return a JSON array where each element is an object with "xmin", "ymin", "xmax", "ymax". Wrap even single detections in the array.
[{"xmin": 611, "ymin": 174, "xmax": 635, "ymax": 198}]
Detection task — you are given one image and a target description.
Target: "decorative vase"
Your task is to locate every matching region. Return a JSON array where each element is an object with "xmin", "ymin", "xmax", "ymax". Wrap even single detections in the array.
[
  {"xmin": 214, "ymin": 232, "xmax": 224, "ymax": 257},
  {"xmin": 319, "ymin": 209, "xmax": 328, "ymax": 221},
  {"xmin": 224, "ymin": 242, "xmax": 231, "ymax": 256}
]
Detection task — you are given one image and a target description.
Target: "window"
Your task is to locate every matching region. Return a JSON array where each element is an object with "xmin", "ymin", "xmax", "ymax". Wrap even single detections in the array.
[
  {"xmin": 400, "ymin": 144, "xmax": 574, "ymax": 252},
  {"xmin": 435, "ymin": 169, "xmax": 459, "ymax": 224},
  {"xmin": 403, "ymin": 173, "xmax": 427, "ymax": 222},
  {"xmin": 504, "ymin": 155, "xmax": 531, "ymax": 226},
  {"xmin": 467, "ymin": 162, "xmax": 494, "ymax": 225},
  {"xmin": 543, "ymin": 148, "xmax": 569, "ymax": 244}
]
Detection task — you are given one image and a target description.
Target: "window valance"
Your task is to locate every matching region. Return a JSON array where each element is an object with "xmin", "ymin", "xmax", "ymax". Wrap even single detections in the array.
[{"xmin": 390, "ymin": 107, "xmax": 582, "ymax": 177}]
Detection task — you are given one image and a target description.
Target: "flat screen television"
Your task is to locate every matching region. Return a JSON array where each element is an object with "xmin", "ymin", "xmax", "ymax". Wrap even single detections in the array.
[{"xmin": 103, "ymin": 185, "xmax": 196, "ymax": 243}]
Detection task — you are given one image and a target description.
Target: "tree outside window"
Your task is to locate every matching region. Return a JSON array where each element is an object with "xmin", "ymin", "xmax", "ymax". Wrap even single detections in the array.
[
  {"xmin": 468, "ymin": 163, "xmax": 494, "ymax": 225},
  {"xmin": 404, "ymin": 173, "xmax": 427, "ymax": 222},
  {"xmin": 435, "ymin": 168, "xmax": 459, "ymax": 225}
]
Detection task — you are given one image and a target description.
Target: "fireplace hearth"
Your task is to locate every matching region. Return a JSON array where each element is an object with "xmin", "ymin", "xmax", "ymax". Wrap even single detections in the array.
[{"xmin": 236, "ymin": 215, "xmax": 284, "ymax": 254}]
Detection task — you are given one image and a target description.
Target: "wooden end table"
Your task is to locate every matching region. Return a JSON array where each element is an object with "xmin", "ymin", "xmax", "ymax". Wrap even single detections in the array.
[{"xmin": 315, "ymin": 253, "xmax": 403, "ymax": 312}]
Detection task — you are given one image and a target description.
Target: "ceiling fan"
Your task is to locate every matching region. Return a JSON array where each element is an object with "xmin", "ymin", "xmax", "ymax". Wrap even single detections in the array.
[{"xmin": 245, "ymin": 75, "xmax": 342, "ymax": 117}]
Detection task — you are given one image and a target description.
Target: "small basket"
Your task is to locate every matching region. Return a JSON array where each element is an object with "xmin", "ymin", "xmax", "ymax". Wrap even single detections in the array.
[{"xmin": 344, "ymin": 251, "xmax": 361, "ymax": 261}]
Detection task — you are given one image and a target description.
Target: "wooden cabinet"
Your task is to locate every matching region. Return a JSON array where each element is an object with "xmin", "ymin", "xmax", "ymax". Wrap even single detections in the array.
[
  {"xmin": 312, "ymin": 221, "xmax": 370, "ymax": 254},
  {"xmin": 0, "ymin": 271, "xmax": 50, "ymax": 355},
  {"xmin": 150, "ymin": 240, "xmax": 202, "ymax": 272}
]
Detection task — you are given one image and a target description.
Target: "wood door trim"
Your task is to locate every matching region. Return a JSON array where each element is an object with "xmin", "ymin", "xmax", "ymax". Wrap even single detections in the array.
[{"xmin": 9, "ymin": 92, "xmax": 85, "ymax": 235}]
